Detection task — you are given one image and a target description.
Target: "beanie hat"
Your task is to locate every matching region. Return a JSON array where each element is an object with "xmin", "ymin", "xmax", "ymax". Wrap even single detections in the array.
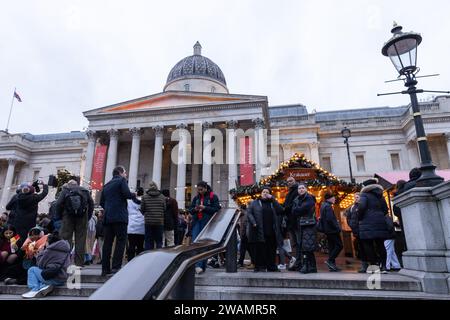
[
  {"xmin": 148, "ymin": 181, "xmax": 158, "ymax": 191},
  {"xmin": 362, "ymin": 178, "xmax": 378, "ymax": 186}
]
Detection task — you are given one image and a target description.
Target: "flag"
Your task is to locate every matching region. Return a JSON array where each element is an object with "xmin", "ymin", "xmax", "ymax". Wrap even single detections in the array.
[{"xmin": 14, "ymin": 90, "xmax": 22, "ymax": 102}]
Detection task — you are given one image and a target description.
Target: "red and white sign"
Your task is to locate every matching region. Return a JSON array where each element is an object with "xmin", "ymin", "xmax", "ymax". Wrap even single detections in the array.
[
  {"xmin": 239, "ymin": 136, "xmax": 254, "ymax": 185},
  {"xmin": 91, "ymin": 144, "xmax": 108, "ymax": 190}
]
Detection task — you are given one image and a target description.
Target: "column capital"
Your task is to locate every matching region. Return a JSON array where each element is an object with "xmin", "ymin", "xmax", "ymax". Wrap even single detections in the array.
[
  {"xmin": 202, "ymin": 121, "xmax": 213, "ymax": 131},
  {"xmin": 85, "ymin": 130, "xmax": 97, "ymax": 141},
  {"xmin": 310, "ymin": 141, "xmax": 319, "ymax": 148},
  {"xmin": 226, "ymin": 120, "xmax": 238, "ymax": 129},
  {"xmin": 153, "ymin": 125, "xmax": 164, "ymax": 137},
  {"xmin": 252, "ymin": 118, "xmax": 265, "ymax": 129},
  {"xmin": 444, "ymin": 132, "xmax": 450, "ymax": 141},
  {"xmin": 176, "ymin": 123, "xmax": 188, "ymax": 130},
  {"xmin": 107, "ymin": 129, "xmax": 120, "ymax": 139},
  {"xmin": 129, "ymin": 127, "xmax": 143, "ymax": 137},
  {"xmin": 7, "ymin": 158, "xmax": 17, "ymax": 166}
]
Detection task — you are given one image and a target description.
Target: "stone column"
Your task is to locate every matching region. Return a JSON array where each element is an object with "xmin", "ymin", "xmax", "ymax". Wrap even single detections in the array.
[
  {"xmin": 253, "ymin": 118, "xmax": 265, "ymax": 182},
  {"xmin": 104, "ymin": 129, "xmax": 119, "ymax": 184},
  {"xmin": 310, "ymin": 142, "xmax": 320, "ymax": 164},
  {"xmin": 0, "ymin": 158, "xmax": 17, "ymax": 211},
  {"xmin": 407, "ymin": 140, "xmax": 420, "ymax": 168},
  {"xmin": 152, "ymin": 126, "xmax": 164, "ymax": 188},
  {"xmin": 227, "ymin": 120, "xmax": 238, "ymax": 208},
  {"xmin": 202, "ymin": 121, "xmax": 212, "ymax": 185},
  {"xmin": 83, "ymin": 130, "xmax": 97, "ymax": 189},
  {"xmin": 176, "ymin": 123, "xmax": 188, "ymax": 208},
  {"xmin": 445, "ymin": 133, "xmax": 450, "ymax": 168},
  {"xmin": 128, "ymin": 127, "xmax": 143, "ymax": 191}
]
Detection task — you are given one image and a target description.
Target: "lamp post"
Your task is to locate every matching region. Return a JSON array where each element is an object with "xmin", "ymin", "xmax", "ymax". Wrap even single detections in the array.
[
  {"xmin": 381, "ymin": 23, "xmax": 444, "ymax": 187},
  {"xmin": 341, "ymin": 127, "xmax": 355, "ymax": 183}
]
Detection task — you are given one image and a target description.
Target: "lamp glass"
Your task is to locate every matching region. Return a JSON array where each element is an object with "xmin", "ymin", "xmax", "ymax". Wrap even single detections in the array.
[
  {"xmin": 341, "ymin": 128, "xmax": 351, "ymax": 138},
  {"xmin": 384, "ymin": 36, "xmax": 419, "ymax": 74}
]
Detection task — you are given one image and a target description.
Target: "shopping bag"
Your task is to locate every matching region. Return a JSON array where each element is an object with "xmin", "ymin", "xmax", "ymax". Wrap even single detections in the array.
[{"xmin": 282, "ymin": 238, "xmax": 292, "ymax": 253}]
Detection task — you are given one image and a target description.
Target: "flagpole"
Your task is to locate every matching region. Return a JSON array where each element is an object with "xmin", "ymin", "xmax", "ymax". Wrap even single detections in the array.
[{"xmin": 5, "ymin": 87, "xmax": 16, "ymax": 134}]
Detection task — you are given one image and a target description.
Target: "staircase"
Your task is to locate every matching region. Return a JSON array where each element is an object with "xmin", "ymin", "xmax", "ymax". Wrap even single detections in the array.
[
  {"xmin": 0, "ymin": 265, "xmax": 107, "ymax": 300},
  {"xmin": 194, "ymin": 269, "xmax": 450, "ymax": 300}
]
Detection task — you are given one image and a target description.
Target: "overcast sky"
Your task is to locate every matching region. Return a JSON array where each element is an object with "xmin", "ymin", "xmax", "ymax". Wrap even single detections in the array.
[{"xmin": 1, "ymin": 0, "xmax": 449, "ymax": 134}]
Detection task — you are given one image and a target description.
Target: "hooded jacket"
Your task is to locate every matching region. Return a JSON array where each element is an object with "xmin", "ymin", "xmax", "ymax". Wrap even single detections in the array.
[
  {"xmin": 55, "ymin": 185, "xmax": 94, "ymax": 221},
  {"xmin": 141, "ymin": 188, "xmax": 166, "ymax": 226},
  {"xmin": 358, "ymin": 184, "xmax": 390, "ymax": 240},
  {"xmin": 13, "ymin": 185, "xmax": 48, "ymax": 240},
  {"xmin": 36, "ymin": 239, "xmax": 71, "ymax": 282},
  {"xmin": 127, "ymin": 199, "xmax": 145, "ymax": 234}
]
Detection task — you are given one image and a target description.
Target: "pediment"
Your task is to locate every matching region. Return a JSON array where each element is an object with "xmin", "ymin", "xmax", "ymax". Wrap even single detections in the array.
[{"xmin": 86, "ymin": 91, "xmax": 264, "ymax": 116}]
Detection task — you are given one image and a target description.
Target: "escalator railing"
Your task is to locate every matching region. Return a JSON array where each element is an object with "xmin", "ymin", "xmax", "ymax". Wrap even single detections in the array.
[{"xmin": 89, "ymin": 208, "xmax": 240, "ymax": 300}]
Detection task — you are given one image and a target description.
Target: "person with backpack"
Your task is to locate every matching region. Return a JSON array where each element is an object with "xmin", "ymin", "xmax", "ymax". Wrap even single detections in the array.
[
  {"xmin": 140, "ymin": 181, "xmax": 166, "ymax": 250},
  {"xmin": 319, "ymin": 192, "xmax": 343, "ymax": 272},
  {"xmin": 291, "ymin": 183, "xmax": 317, "ymax": 274},
  {"xmin": 55, "ymin": 179, "xmax": 94, "ymax": 267},
  {"xmin": 161, "ymin": 190, "xmax": 179, "ymax": 247},
  {"xmin": 188, "ymin": 181, "xmax": 221, "ymax": 274}
]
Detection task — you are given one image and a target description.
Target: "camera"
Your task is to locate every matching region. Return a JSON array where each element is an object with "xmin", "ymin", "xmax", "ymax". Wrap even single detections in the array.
[{"xmin": 32, "ymin": 180, "xmax": 40, "ymax": 193}]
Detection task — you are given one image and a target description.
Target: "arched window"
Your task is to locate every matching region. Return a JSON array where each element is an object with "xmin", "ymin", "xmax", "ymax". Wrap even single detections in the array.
[
  {"xmin": 184, "ymin": 83, "xmax": 190, "ymax": 91},
  {"xmin": 211, "ymin": 86, "xmax": 216, "ymax": 93}
]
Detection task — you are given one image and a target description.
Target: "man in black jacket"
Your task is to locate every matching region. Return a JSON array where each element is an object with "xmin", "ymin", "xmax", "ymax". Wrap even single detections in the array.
[
  {"xmin": 321, "ymin": 192, "xmax": 343, "ymax": 272},
  {"xmin": 99, "ymin": 166, "xmax": 135, "ymax": 276},
  {"xmin": 283, "ymin": 177, "xmax": 300, "ymax": 271},
  {"xmin": 56, "ymin": 179, "xmax": 94, "ymax": 267}
]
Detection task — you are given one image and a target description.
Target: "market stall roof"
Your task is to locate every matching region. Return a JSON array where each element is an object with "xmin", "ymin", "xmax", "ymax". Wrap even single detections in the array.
[{"xmin": 375, "ymin": 170, "xmax": 450, "ymax": 189}]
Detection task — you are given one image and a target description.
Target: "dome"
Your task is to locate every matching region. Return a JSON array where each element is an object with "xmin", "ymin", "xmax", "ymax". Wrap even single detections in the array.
[{"xmin": 164, "ymin": 42, "xmax": 228, "ymax": 92}]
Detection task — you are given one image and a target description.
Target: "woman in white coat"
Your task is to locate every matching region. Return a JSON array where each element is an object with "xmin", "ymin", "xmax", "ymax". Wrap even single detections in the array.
[{"xmin": 127, "ymin": 188, "xmax": 145, "ymax": 261}]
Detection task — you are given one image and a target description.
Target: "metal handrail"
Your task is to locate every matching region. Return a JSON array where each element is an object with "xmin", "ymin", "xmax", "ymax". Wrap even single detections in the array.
[
  {"xmin": 156, "ymin": 209, "xmax": 241, "ymax": 299},
  {"xmin": 89, "ymin": 208, "xmax": 240, "ymax": 300}
]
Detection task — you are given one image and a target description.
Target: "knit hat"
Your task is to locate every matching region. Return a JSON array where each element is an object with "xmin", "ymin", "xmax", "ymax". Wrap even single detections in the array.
[
  {"xmin": 362, "ymin": 178, "xmax": 378, "ymax": 186},
  {"xmin": 148, "ymin": 181, "xmax": 158, "ymax": 191}
]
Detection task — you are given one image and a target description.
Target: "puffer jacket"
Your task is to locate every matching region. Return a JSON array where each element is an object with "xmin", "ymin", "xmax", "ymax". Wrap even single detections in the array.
[
  {"xmin": 127, "ymin": 199, "xmax": 145, "ymax": 235},
  {"xmin": 141, "ymin": 190, "xmax": 166, "ymax": 226},
  {"xmin": 358, "ymin": 184, "xmax": 390, "ymax": 240},
  {"xmin": 320, "ymin": 201, "xmax": 341, "ymax": 234},
  {"xmin": 246, "ymin": 198, "xmax": 284, "ymax": 245},
  {"xmin": 36, "ymin": 239, "xmax": 71, "ymax": 282},
  {"xmin": 345, "ymin": 204, "xmax": 359, "ymax": 236}
]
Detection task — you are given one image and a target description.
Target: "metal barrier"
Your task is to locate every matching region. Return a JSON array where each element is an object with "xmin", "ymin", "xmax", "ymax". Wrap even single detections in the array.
[{"xmin": 89, "ymin": 208, "xmax": 240, "ymax": 300}]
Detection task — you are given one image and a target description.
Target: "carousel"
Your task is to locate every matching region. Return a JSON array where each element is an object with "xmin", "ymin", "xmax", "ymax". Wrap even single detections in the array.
[{"xmin": 229, "ymin": 153, "xmax": 362, "ymax": 257}]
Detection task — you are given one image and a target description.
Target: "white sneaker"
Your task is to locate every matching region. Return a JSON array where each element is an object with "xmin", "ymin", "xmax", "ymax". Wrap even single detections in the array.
[
  {"xmin": 288, "ymin": 257, "xmax": 296, "ymax": 269},
  {"xmin": 22, "ymin": 290, "xmax": 39, "ymax": 299},
  {"xmin": 36, "ymin": 284, "xmax": 54, "ymax": 297},
  {"xmin": 195, "ymin": 267, "xmax": 204, "ymax": 275},
  {"xmin": 278, "ymin": 264, "xmax": 286, "ymax": 270}
]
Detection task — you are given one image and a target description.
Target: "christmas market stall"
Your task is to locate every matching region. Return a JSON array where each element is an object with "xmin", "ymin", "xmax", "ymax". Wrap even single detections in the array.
[{"xmin": 230, "ymin": 153, "xmax": 362, "ymax": 257}]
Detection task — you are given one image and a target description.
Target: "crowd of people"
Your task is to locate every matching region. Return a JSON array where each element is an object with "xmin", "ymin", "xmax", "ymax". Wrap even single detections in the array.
[
  {"xmin": 236, "ymin": 170, "xmax": 418, "ymax": 274},
  {"xmin": 0, "ymin": 163, "xmax": 420, "ymax": 298}
]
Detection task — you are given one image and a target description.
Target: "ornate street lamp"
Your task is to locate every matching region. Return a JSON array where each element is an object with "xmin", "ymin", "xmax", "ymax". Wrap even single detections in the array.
[
  {"xmin": 341, "ymin": 127, "xmax": 355, "ymax": 183},
  {"xmin": 381, "ymin": 23, "xmax": 444, "ymax": 187}
]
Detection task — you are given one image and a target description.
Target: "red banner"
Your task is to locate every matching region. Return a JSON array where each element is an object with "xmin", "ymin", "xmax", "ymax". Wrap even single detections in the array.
[
  {"xmin": 91, "ymin": 144, "xmax": 108, "ymax": 190},
  {"xmin": 239, "ymin": 136, "xmax": 254, "ymax": 185}
]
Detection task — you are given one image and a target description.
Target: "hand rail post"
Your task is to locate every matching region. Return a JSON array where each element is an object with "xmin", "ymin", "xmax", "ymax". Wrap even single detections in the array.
[
  {"xmin": 170, "ymin": 265, "xmax": 195, "ymax": 300},
  {"xmin": 225, "ymin": 228, "xmax": 238, "ymax": 273}
]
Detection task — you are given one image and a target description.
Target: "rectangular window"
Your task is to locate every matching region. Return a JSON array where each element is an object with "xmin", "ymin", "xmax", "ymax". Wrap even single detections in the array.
[
  {"xmin": 321, "ymin": 156, "xmax": 332, "ymax": 172},
  {"xmin": 391, "ymin": 153, "xmax": 401, "ymax": 171},
  {"xmin": 33, "ymin": 170, "xmax": 40, "ymax": 181},
  {"xmin": 356, "ymin": 155, "xmax": 366, "ymax": 172}
]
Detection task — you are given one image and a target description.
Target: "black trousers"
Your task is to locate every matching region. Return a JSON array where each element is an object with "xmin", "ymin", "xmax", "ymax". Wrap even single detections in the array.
[
  {"xmin": 326, "ymin": 233, "xmax": 343, "ymax": 263},
  {"xmin": 175, "ymin": 230, "xmax": 185, "ymax": 245},
  {"xmin": 252, "ymin": 235, "xmax": 277, "ymax": 270},
  {"xmin": 355, "ymin": 236, "xmax": 367, "ymax": 263},
  {"xmin": 238, "ymin": 234, "xmax": 253, "ymax": 265},
  {"xmin": 102, "ymin": 222, "xmax": 128, "ymax": 272},
  {"xmin": 361, "ymin": 238, "xmax": 387, "ymax": 266},
  {"xmin": 127, "ymin": 234, "xmax": 144, "ymax": 261}
]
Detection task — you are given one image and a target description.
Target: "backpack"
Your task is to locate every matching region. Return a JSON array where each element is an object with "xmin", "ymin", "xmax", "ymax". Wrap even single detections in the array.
[{"xmin": 64, "ymin": 189, "xmax": 87, "ymax": 217}]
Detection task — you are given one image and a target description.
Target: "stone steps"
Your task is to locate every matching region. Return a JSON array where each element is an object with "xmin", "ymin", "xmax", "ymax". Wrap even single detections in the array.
[
  {"xmin": 0, "ymin": 265, "xmax": 106, "ymax": 300},
  {"xmin": 194, "ymin": 269, "xmax": 450, "ymax": 300},
  {"xmin": 194, "ymin": 285, "xmax": 450, "ymax": 300}
]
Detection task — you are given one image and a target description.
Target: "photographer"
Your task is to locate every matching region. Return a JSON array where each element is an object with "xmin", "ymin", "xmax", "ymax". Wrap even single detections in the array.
[{"xmin": 14, "ymin": 181, "xmax": 48, "ymax": 243}]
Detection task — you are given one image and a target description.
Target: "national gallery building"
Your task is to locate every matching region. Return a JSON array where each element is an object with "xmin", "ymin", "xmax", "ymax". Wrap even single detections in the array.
[{"xmin": 1, "ymin": 42, "xmax": 450, "ymax": 212}]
